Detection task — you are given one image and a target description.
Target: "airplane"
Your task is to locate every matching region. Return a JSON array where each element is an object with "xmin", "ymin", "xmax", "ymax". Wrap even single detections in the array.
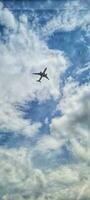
[{"xmin": 32, "ymin": 67, "xmax": 49, "ymax": 82}]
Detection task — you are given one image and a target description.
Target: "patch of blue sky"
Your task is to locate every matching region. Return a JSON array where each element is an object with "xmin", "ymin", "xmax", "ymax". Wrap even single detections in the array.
[
  {"xmin": 3, "ymin": 0, "xmax": 43, "ymax": 10},
  {"xmin": 18, "ymin": 98, "xmax": 61, "ymax": 135},
  {"xmin": 0, "ymin": 131, "xmax": 25, "ymax": 148},
  {"xmin": 0, "ymin": 25, "xmax": 11, "ymax": 43},
  {"xmin": 74, "ymin": 68, "xmax": 90, "ymax": 85},
  {"xmin": 0, "ymin": 132, "xmax": 18, "ymax": 148},
  {"xmin": 0, "ymin": 130, "xmax": 39, "ymax": 148},
  {"xmin": 48, "ymin": 28, "xmax": 90, "ymax": 85},
  {"xmin": 48, "ymin": 28, "xmax": 89, "ymax": 62},
  {"xmin": 31, "ymin": 9, "xmax": 56, "ymax": 26},
  {"xmin": 3, "ymin": 0, "xmax": 70, "ymax": 10},
  {"xmin": 0, "ymin": 25, "xmax": 5, "ymax": 39},
  {"xmin": 32, "ymin": 143, "xmax": 76, "ymax": 171}
]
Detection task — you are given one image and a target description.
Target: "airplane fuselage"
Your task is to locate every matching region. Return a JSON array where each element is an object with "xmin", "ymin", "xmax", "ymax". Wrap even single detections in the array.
[{"xmin": 40, "ymin": 72, "xmax": 47, "ymax": 78}]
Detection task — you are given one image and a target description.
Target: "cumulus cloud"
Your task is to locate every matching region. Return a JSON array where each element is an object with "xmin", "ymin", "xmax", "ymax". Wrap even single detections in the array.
[
  {"xmin": 0, "ymin": 146, "xmax": 89, "ymax": 200},
  {"xmin": 0, "ymin": 1, "xmax": 16, "ymax": 29},
  {"xmin": 49, "ymin": 79, "xmax": 90, "ymax": 199},
  {"xmin": 51, "ymin": 79, "xmax": 90, "ymax": 161},
  {"xmin": 0, "ymin": 147, "xmax": 47, "ymax": 199},
  {"xmin": 35, "ymin": 135, "xmax": 61, "ymax": 153}
]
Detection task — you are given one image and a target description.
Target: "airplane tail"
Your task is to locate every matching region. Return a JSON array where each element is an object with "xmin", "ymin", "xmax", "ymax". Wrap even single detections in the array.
[{"xmin": 46, "ymin": 76, "xmax": 49, "ymax": 80}]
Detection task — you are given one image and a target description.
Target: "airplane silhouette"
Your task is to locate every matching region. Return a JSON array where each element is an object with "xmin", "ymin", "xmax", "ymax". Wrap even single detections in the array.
[{"xmin": 32, "ymin": 67, "xmax": 49, "ymax": 82}]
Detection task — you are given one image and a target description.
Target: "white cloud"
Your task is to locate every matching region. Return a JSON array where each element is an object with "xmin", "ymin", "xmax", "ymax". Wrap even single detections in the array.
[
  {"xmin": 0, "ymin": 2, "xmax": 16, "ymax": 29},
  {"xmin": 35, "ymin": 135, "xmax": 61, "ymax": 153},
  {"xmin": 0, "ymin": 147, "xmax": 90, "ymax": 200},
  {"xmin": 0, "ymin": 147, "xmax": 47, "ymax": 199},
  {"xmin": 42, "ymin": 1, "xmax": 90, "ymax": 37},
  {"xmin": 48, "ymin": 165, "xmax": 79, "ymax": 184},
  {"xmin": 50, "ymin": 79, "xmax": 90, "ymax": 162}
]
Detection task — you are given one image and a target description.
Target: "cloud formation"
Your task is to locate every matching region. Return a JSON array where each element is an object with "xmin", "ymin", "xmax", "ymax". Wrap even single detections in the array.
[
  {"xmin": 43, "ymin": 1, "xmax": 90, "ymax": 37},
  {"xmin": 0, "ymin": 0, "xmax": 90, "ymax": 200},
  {"xmin": 1, "ymin": 78, "xmax": 90, "ymax": 199},
  {"xmin": 51, "ymin": 79, "xmax": 90, "ymax": 159},
  {"xmin": 0, "ymin": 146, "xmax": 90, "ymax": 200},
  {"xmin": 0, "ymin": 1, "xmax": 68, "ymax": 136},
  {"xmin": 0, "ymin": 2, "xmax": 16, "ymax": 30}
]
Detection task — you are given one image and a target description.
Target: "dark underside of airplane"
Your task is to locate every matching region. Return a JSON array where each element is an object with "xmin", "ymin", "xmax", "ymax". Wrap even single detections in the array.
[{"xmin": 32, "ymin": 67, "xmax": 49, "ymax": 82}]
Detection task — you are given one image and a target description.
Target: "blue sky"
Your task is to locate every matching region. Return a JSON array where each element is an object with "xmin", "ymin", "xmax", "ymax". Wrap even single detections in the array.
[{"xmin": 0, "ymin": 0, "xmax": 90, "ymax": 199}]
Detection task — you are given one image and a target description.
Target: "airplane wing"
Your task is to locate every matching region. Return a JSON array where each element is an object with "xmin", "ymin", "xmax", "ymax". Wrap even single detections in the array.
[
  {"xmin": 32, "ymin": 73, "xmax": 41, "ymax": 75},
  {"xmin": 43, "ymin": 67, "xmax": 47, "ymax": 74},
  {"xmin": 37, "ymin": 76, "xmax": 42, "ymax": 82}
]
